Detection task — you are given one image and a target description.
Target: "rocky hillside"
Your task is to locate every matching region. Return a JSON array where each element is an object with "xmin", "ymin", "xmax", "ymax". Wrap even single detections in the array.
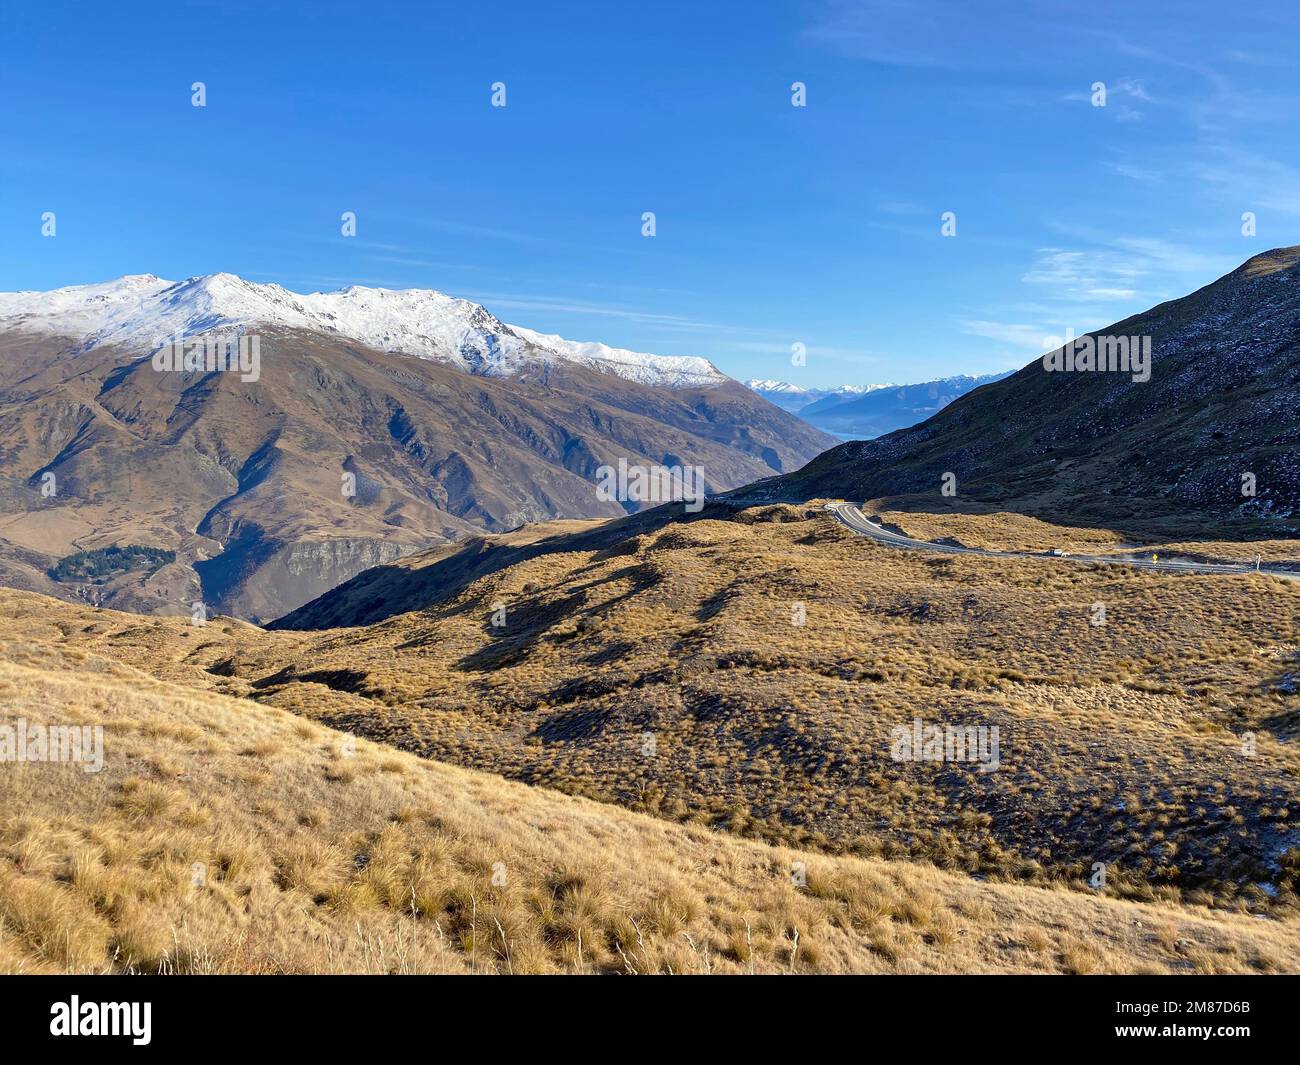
[
  {"xmin": 0, "ymin": 278, "xmax": 834, "ymax": 621},
  {"xmin": 741, "ymin": 248, "xmax": 1300, "ymax": 537}
]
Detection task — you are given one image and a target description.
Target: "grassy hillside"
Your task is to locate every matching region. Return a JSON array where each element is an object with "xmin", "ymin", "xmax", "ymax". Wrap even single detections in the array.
[
  {"xmin": 6, "ymin": 501, "xmax": 1299, "ymax": 918},
  {"xmin": 3, "ymin": 613, "xmax": 1300, "ymax": 974}
]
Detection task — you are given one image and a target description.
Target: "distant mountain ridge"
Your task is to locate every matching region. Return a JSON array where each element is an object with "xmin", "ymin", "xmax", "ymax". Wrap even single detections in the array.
[
  {"xmin": 745, "ymin": 380, "xmax": 882, "ymax": 415},
  {"xmin": 747, "ymin": 373, "xmax": 1010, "ymax": 439}
]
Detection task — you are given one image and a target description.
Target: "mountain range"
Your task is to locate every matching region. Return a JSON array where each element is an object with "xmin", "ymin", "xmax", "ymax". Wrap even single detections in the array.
[
  {"xmin": 252, "ymin": 248, "xmax": 1300, "ymax": 933},
  {"xmin": 749, "ymin": 374, "xmax": 1013, "ymax": 440},
  {"xmin": 0, "ymin": 274, "xmax": 834, "ymax": 622},
  {"xmin": 5, "ymin": 248, "xmax": 1296, "ymax": 626},
  {"xmin": 744, "ymin": 380, "xmax": 881, "ymax": 414}
]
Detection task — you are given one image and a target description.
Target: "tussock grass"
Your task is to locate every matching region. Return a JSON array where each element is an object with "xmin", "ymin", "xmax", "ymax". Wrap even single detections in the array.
[
  {"xmin": 71, "ymin": 505, "xmax": 1293, "ymax": 912},
  {"xmin": 3, "ymin": 498, "xmax": 1300, "ymax": 973},
  {"xmin": 4, "ymin": 642, "xmax": 1300, "ymax": 973}
]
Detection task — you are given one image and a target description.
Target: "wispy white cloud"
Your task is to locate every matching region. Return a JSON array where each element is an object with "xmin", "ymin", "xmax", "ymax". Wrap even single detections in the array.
[
  {"xmin": 1104, "ymin": 161, "xmax": 1162, "ymax": 184},
  {"xmin": 878, "ymin": 200, "xmax": 927, "ymax": 216},
  {"xmin": 461, "ymin": 290, "xmax": 887, "ymax": 368},
  {"xmin": 720, "ymin": 339, "xmax": 886, "ymax": 365},
  {"xmin": 959, "ymin": 319, "xmax": 1051, "ymax": 352},
  {"xmin": 1062, "ymin": 77, "xmax": 1153, "ymax": 121},
  {"xmin": 801, "ymin": 0, "xmax": 955, "ymax": 68},
  {"xmin": 365, "ymin": 254, "xmax": 482, "ymax": 271},
  {"xmin": 1105, "ymin": 236, "xmax": 1234, "ymax": 276},
  {"xmin": 1116, "ymin": 77, "xmax": 1154, "ymax": 103},
  {"xmin": 1194, "ymin": 145, "xmax": 1300, "ymax": 218},
  {"xmin": 464, "ymin": 291, "xmax": 719, "ymax": 331},
  {"xmin": 1020, "ymin": 248, "xmax": 1140, "ymax": 302},
  {"xmin": 959, "ymin": 233, "xmax": 1239, "ymax": 366},
  {"xmin": 1225, "ymin": 48, "xmax": 1292, "ymax": 67}
]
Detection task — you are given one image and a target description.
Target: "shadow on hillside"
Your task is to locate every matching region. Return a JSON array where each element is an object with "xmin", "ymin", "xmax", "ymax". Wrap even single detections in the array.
[
  {"xmin": 1260, "ymin": 661, "xmax": 1300, "ymax": 740},
  {"xmin": 453, "ymin": 589, "xmax": 589, "ymax": 671},
  {"xmin": 271, "ymin": 501, "xmax": 731, "ymax": 631},
  {"xmin": 269, "ymin": 481, "xmax": 1295, "ymax": 634},
  {"xmin": 453, "ymin": 563, "xmax": 663, "ymax": 672}
]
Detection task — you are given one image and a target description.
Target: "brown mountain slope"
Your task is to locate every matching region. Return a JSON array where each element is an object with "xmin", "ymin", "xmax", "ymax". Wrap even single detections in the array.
[
  {"xmin": 11, "ymin": 503, "xmax": 1300, "ymax": 915},
  {"xmin": 3, "ymin": 590, "xmax": 1299, "ymax": 974},
  {"xmin": 0, "ymin": 326, "xmax": 833, "ymax": 622},
  {"xmin": 737, "ymin": 248, "xmax": 1300, "ymax": 541}
]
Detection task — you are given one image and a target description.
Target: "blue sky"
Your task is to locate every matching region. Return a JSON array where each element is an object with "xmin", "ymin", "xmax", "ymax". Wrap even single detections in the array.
[{"xmin": 2, "ymin": 1, "xmax": 1297, "ymax": 387}]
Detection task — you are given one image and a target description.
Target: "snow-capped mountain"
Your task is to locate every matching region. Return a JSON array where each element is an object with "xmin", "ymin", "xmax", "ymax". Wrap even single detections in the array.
[
  {"xmin": 746, "ymin": 379, "xmax": 882, "ymax": 396},
  {"xmin": 512, "ymin": 326, "xmax": 725, "ymax": 388},
  {"xmin": 745, "ymin": 379, "xmax": 812, "ymax": 395},
  {"xmin": 0, "ymin": 273, "xmax": 837, "ymax": 622},
  {"xmin": 746, "ymin": 379, "xmax": 887, "ymax": 415},
  {"xmin": 747, "ymin": 373, "xmax": 1014, "ymax": 438},
  {"xmin": 0, "ymin": 273, "xmax": 729, "ymax": 389},
  {"xmin": 797, "ymin": 371, "xmax": 1013, "ymax": 439}
]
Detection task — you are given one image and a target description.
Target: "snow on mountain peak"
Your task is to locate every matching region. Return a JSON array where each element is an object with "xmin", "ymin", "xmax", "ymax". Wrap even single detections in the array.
[
  {"xmin": 748, "ymin": 379, "xmax": 891, "ymax": 396},
  {"xmin": 0, "ymin": 274, "xmax": 729, "ymax": 389},
  {"xmin": 511, "ymin": 326, "xmax": 727, "ymax": 388}
]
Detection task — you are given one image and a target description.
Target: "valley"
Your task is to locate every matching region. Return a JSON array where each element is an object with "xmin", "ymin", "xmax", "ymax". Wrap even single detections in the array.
[{"xmin": 2, "ymin": 491, "xmax": 1299, "ymax": 974}]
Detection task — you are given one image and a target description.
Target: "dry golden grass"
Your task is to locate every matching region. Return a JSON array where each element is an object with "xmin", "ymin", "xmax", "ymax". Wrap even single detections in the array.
[
  {"xmin": 2, "ymin": 502, "xmax": 1297, "ymax": 919},
  {"xmin": 3, "ymin": 640, "xmax": 1300, "ymax": 974},
  {"xmin": 865, "ymin": 503, "xmax": 1300, "ymax": 564}
]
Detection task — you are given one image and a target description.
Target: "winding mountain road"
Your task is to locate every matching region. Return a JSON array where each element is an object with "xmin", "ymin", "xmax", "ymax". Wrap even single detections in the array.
[{"xmin": 821, "ymin": 502, "xmax": 1296, "ymax": 580}]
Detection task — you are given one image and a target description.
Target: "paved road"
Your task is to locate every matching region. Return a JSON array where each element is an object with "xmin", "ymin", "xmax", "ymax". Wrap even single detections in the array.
[{"xmin": 821, "ymin": 501, "xmax": 1296, "ymax": 580}]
